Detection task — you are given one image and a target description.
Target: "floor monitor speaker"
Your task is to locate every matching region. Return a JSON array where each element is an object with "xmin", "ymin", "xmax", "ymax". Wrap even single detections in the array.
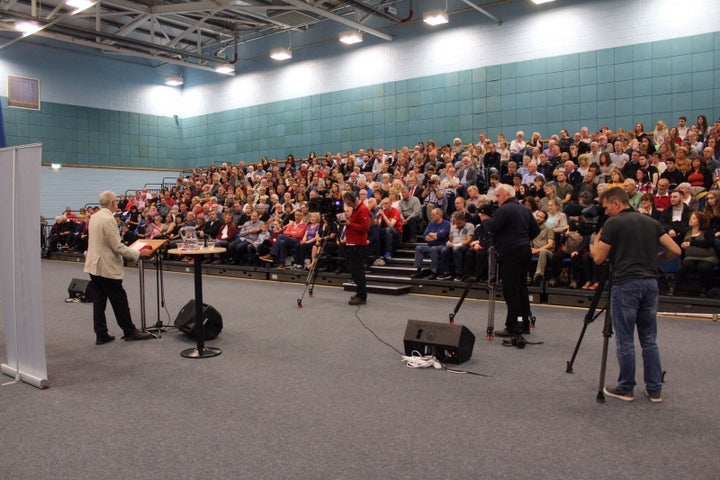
[
  {"xmin": 67, "ymin": 278, "xmax": 95, "ymax": 303},
  {"xmin": 403, "ymin": 319, "xmax": 475, "ymax": 365},
  {"xmin": 174, "ymin": 300, "xmax": 223, "ymax": 340}
]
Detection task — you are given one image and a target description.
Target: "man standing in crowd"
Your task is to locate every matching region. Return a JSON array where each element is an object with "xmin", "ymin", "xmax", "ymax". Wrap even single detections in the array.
[
  {"xmin": 84, "ymin": 191, "xmax": 153, "ymax": 345},
  {"xmin": 399, "ymin": 186, "xmax": 423, "ymax": 244},
  {"xmin": 480, "ymin": 183, "xmax": 540, "ymax": 337},
  {"xmin": 342, "ymin": 191, "xmax": 370, "ymax": 305},
  {"xmin": 590, "ymin": 187, "xmax": 680, "ymax": 403}
]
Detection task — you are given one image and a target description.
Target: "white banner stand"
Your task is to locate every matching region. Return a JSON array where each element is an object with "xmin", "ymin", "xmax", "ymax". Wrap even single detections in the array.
[{"xmin": 0, "ymin": 143, "xmax": 48, "ymax": 389}]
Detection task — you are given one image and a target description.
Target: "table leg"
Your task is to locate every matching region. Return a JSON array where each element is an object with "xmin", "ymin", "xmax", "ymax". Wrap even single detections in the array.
[{"xmin": 181, "ymin": 256, "xmax": 222, "ymax": 358}]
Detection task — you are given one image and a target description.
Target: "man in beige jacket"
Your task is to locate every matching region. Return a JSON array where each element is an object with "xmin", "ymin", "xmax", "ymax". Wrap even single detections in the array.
[{"xmin": 84, "ymin": 191, "xmax": 153, "ymax": 345}]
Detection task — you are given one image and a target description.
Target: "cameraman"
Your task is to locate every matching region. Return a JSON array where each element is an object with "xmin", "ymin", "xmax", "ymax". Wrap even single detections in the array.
[
  {"xmin": 421, "ymin": 174, "xmax": 445, "ymax": 223},
  {"xmin": 591, "ymin": 187, "xmax": 680, "ymax": 403},
  {"xmin": 342, "ymin": 191, "xmax": 370, "ymax": 306},
  {"xmin": 480, "ymin": 184, "xmax": 540, "ymax": 337}
]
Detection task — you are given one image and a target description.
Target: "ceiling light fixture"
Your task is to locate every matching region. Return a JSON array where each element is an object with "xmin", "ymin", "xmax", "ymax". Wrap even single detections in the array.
[
  {"xmin": 66, "ymin": 0, "xmax": 93, "ymax": 13},
  {"xmin": 423, "ymin": 9, "xmax": 449, "ymax": 26},
  {"xmin": 531, "ymin": 0, "xmax": 555, "ymax": 4},
  {"xmin": 164, "ymin": 76, "xmax": 184, "ymax": 86},
  {"xmin": 270, "ymin": 47, "xmax": 292, "ymax": 61},
  {"xmin": 15, "ymin": 20, "xmax": 41, "ymax": 36},
  {"xmin": 214, "ymin": 64, "xmax": 234, "ymax": 75},
  {"xmin": 339, "ymin": 30, "xmax": 363, "ymax": 45}
]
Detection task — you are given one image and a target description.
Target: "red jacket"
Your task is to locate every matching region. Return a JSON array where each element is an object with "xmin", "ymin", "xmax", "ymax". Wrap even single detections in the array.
[{"xmin": 345, "ymin": 202, "xmax": 370, "ymax": 245}]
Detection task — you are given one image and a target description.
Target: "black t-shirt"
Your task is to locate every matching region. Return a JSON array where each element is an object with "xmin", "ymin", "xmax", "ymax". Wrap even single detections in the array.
[{"xmin": 600, "ymin": 209, "xmax": 664, "ymax": 285}]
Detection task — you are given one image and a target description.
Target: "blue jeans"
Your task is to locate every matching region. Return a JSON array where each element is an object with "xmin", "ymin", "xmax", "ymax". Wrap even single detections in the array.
[
  {"xmin": 414, "ymin": 244, "xmax": 443, "ymax": 273},
  {"xmin": 610, "ymin": 279, "xmax": 662, "ymax": 396}
]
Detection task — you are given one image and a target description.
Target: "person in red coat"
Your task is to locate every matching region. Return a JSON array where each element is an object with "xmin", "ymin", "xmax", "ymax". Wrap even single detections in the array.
[{"xmin": 342, "ymin": 191, "xmax": 370, "ymax": 305}]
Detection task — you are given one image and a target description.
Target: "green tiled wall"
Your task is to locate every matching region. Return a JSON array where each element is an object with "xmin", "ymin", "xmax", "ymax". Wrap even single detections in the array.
[
  {"xmin": 189, "ymin": 32, "xmax": 719, "ymax": 166},
  {"xmin": 2, "ymin": 32, "xmax": 719, "ymax": 169},
  {"xmin": 1, "ymin": 98, "xmax": 182, "ymax": 168}
]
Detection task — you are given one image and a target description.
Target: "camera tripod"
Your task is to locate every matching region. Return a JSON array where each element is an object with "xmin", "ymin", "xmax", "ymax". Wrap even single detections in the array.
[
  {"xmin": 448, "ymin": 245, "xmax": 500, "ymax": 340},
  {"xmin": 297, "ymin": 217, "xmax": 335, "ymax": 308},
  {"xmin": 565, "ymin": 262, "xmax": 613, "ymax": 403}
]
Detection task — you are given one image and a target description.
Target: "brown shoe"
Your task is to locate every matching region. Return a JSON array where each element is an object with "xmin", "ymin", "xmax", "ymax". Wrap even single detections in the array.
[
  {"xmin": 276, "ymin": 264, "xmax": 285, "ymax": 270},
  {"xmin": 211, "ymin": 259, "xmax": 222, "ymax": 265},
  {"xmin": 348, "ymin": 296, "xmax": 366, "ymax": 305},
  {"xmin": 259, "ymin": 254, "xmax": 274, "ymax": 263}
]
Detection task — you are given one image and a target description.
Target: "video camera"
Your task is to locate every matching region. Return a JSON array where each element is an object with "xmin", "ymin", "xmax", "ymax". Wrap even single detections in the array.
[
  {"xmin": 308, "ymin": 194, "xmax": 344, "ymax": 219},
  {"xmin": 573, "ymin": 203, "xmax": 603, "ymax": 235}
]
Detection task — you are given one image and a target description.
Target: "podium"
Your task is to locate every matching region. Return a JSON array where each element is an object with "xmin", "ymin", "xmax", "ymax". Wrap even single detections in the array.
[
  {"xmin": 130, "ymin": 239, "xmax": 168, "ymax": 333},
  {"xmin": 166, "ymin": 246, "xmax": 226, "ymax": 358}
]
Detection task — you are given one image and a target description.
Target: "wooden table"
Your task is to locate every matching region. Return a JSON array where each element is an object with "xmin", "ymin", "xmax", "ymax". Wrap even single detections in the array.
[{"xmin": 167, "ymin": 246, "xmax": 226, "ymax": 358}]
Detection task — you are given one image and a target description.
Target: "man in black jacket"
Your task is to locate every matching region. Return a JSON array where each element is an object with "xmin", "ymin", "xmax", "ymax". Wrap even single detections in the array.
[
  {"xmin": 658, "ymin": 191, "xmax": 691, "ymax": 245},
  {"xmin": 480, "ymin": 184, "xmax": 541, "ymax": 337}
]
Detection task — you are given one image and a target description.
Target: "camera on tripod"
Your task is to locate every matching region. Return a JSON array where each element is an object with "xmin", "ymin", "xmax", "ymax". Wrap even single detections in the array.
[{"xmin": 308, "ymin": 194, "xmax": 344, "ymax": 220}]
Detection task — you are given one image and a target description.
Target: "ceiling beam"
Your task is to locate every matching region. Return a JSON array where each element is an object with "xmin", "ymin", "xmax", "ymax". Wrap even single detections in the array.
[{"xmin": 281, "ymin": 0, "xmax": 393, "ymax": 42}]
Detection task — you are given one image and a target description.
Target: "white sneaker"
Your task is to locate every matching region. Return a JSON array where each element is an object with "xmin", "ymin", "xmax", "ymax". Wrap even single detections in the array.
[{"xmin": 373, "ymin": 257, "xmax": 386, "ymax": 266}]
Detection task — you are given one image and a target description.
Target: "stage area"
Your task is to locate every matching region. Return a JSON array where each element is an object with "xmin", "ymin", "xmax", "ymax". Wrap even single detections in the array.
[{"xmin": 2, "ymin": 260, "xmax": 719, "ymax": 479}]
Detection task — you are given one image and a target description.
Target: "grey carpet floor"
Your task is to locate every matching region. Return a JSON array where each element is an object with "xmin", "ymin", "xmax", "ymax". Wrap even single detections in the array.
[{"xmin": 1, "ymin": 260, "xmax": 719, "ymax": 480}]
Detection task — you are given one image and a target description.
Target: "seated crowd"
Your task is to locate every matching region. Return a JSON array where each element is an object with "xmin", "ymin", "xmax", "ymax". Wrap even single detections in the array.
[{"xmin": 46, "ymin": 114, "xmax": 720, "ymax": 296}]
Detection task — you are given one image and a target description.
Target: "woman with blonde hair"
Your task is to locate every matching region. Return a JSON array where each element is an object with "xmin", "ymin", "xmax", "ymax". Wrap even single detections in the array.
[{"xmin": 653, "ymin": 120, "xmax": 669, "ymax": 146}]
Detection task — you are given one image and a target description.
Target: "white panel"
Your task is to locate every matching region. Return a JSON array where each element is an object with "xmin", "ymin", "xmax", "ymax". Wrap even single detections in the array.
[{"xmin": 0, "ymin": 143, "xmax": 48, "ymax": 389}]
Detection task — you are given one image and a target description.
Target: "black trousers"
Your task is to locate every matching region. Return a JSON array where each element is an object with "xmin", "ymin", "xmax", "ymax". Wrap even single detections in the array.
[
  {"xmin": 90, "ymin": 274, "xmax": 138, "ymax": 337},
  {"xmin": 345, "ymin": 245, "xmax": 367, "ymax": 300},
  {"xmin": 499, "ymin": 245, "xmax": 532, "ymax": 334}
]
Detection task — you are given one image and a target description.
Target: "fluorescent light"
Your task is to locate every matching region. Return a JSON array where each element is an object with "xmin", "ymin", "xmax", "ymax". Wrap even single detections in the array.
[
  {"xmin": 66, "ymin": 0, "xmax": 93, "ymax": 13},
  {"xmin": 270, "ymin": 48, "xmax": 292, "ymax": 61},
  {"xmin": 15, "ymin": 20, "xmax": 41, "ymax": 36},
  {"xmin": 423, "ymin": 10, "xmax": 449, "ymax": 26},
  {"xmin": 214, "ymin": 64, "xmax": 234, "ymax": 75},
  {"xmin": 531, "ymin": 0, "xmax": 555, "ymax": 4},
  {"xmin": 164, "ymin": 76, "xmax": 184, "ymax": 87},
  {"xmin": 339, "ymin": 30, "xmax": 363, "ymax": 45},
  {"xmin": 51, "ymin": 163, "xmax": 62, "ymax": 170}
]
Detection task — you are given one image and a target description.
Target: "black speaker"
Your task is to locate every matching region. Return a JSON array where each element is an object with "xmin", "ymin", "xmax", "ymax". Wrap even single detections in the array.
[
  {"xmin": 403, "ymin": 320, "xmax": 476, "ymax": 365},
  {"xmin": 67, "ymin": 278, "xmax": 95, "ymax": 303},
  {"xmin": 174, "ymin": 300, "xmax": 223, "ymax": 340}
]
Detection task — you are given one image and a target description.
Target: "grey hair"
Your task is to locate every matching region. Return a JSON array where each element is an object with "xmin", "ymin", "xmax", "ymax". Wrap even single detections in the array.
[{"xmin": 98, "ymin": 191, "xmax": 116, "ymax": 208}]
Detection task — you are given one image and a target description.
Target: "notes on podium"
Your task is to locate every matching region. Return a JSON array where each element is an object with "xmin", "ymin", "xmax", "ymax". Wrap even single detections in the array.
[{"xmin": 130, "ymin": 239, "xmax": 168, "ymax": 255}]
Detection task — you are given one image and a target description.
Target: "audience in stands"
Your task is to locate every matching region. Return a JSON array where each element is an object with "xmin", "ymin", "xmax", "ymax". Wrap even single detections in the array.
[{"xmin": 46, "ymin": 114, "xmax": 720, "ymax": 296}]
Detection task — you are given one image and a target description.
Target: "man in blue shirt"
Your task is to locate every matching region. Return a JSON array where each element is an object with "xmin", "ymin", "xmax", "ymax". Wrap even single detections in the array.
[{"xmin": 409, "ymin": 208, "xmax": 451, "ymax": 280}]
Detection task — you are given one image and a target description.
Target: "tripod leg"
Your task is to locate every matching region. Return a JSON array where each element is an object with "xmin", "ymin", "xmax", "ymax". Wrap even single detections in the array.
[
  {"xmin": 449, "ymin": 279, "xmax": 475, "ymax": 325},
  {"xmin": 565, "ymin": 262, "xmax": 609, "ymax": 374},
  {"xmin": 596, "ymin": 308, "xmax": 613, "ymax": 403},
  {"xmin": 566, "ymin": 320, "xmax": 591, "ymax": 374},
  {"xmin": 486, "ymin": 247, "xmax": 499, "ymax": 340}
]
